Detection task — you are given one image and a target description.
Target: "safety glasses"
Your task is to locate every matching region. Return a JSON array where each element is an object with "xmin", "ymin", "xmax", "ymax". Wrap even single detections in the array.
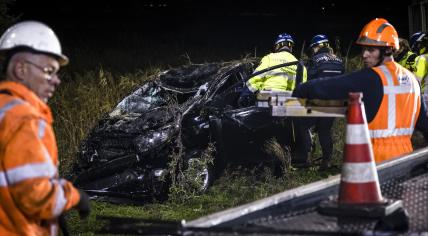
[{"xmin": 24, "ymin": 60, "xmax": 58, "ymax": 80}]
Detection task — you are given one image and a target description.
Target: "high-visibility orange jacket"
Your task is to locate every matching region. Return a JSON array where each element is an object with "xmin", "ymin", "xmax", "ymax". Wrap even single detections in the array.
[
  {"xmin": 368, "ymin": 62, "xmax": 421, "ymax": 163},
  {"xmin": 0, "ymin": 81, "xmax": 80, "ymax": 236},
  {"xmin": 293, "ymin": 61, "xmax": 427, "ymax": 164}
]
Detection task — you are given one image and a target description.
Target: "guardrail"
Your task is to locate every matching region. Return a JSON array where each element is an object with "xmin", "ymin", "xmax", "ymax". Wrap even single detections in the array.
[{"xmin": 185, "ymin": 147, "xmax": 428, "ymax": 228}]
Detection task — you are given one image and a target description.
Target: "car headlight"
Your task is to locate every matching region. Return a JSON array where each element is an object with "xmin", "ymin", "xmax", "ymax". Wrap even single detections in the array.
[{"xmin": 134, "ymin": 125, "xmax": 176, "ymax": 154}]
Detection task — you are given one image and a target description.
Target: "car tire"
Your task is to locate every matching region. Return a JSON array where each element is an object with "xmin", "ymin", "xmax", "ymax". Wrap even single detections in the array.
[{"xmin": 185, "ymin": 157, "xmax": 213, "ymax": 193}]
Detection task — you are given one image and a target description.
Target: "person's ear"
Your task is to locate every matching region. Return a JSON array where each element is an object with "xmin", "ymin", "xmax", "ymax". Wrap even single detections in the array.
[
  {"xmin": 13, "ymin": 61, "xmax": 27, "ymax": 81},
  {"xmin": 385, "ymin": 47, "xmax": 394, "ymax": 56}
]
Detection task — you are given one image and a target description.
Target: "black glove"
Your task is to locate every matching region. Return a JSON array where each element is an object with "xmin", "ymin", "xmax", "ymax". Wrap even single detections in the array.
[{"xmin": 75, "ymin": 189, "xmax": 90, "ymax": 219}]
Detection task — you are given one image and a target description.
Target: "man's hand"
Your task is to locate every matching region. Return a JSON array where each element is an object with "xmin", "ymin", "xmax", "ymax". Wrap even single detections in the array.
[{"xmin": 76, "ymin": 189, "xmax": 90, "ymax": 219}]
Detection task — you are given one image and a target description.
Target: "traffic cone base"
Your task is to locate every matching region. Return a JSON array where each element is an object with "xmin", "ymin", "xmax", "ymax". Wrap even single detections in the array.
[{"xmin": 318, "ymin": 198, "xmax": 403, "ymax": 218}]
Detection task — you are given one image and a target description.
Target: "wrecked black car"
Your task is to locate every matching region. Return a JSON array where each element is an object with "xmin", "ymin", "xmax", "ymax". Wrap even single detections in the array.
[{"xmin": 73, "ymin": 59, "xmax": 297, "ymax": 202}]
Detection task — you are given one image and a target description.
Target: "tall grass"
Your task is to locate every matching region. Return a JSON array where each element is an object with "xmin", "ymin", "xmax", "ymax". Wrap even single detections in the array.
[{"xmin": 50, "ymin": 68, "xmax": 156, "ymax": 174}]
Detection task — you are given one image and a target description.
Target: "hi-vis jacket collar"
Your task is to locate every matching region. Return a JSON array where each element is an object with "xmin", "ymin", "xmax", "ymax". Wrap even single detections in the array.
[{"xmin": 0, "ymin": 81, "xmax": 53, "ymax": 123}]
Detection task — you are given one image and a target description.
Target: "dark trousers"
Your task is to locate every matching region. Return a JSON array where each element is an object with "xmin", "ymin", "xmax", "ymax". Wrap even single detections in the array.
[{"xmin": 293, "ymin": 117, "xmax": 334, "ymax": 163}]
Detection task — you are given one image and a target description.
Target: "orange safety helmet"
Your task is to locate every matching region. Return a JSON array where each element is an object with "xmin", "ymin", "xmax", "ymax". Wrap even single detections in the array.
[{"xmin": 356, "ymin": 18, "xmax": 399, "ymax": 50}]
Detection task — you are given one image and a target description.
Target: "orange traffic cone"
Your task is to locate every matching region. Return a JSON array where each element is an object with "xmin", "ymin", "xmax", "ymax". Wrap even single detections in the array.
[
  {"xmin": 339, "ymin": 92, "xmax": 383, "ymax": 204},
  {"xmin": 318, "ymin": 93, "xmax": 404, "ymax": 220}
]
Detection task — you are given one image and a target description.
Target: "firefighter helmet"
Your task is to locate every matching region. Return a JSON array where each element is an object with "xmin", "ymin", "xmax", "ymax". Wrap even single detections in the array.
[
  {"xmin": 356, "ymin": 18, "xmax": 399, "ymax": 50},
  {"xmin": 0, "ymin": 21, "xmax": 68, "ymax": 65},
  {"xmin": 274, "ymin": 33, "xmax": 294, "ymax": 52},
  {"xmin": 309, "ymin": 34, "xmax": 329, "ymax": 48},
  {"xmin": 410, "ymin": 31, "xmax": 426, "ymax": 52},
  {"xmin": 275, "ymin": 33, "xmax": 294, "ymax": 45}
]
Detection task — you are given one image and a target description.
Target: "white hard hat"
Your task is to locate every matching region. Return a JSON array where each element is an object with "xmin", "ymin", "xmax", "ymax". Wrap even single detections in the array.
[{"xmin": 0, "ymin": 21, "xmax": 68, "ymax": 65}]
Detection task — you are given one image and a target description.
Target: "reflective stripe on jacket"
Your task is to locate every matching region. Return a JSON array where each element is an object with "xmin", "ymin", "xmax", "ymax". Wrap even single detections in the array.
[
  {"xmin": 246, "ymin": 51, "xmax": 307, "ymax": 92},
  {"xmin": 0, "ymin": 81, "xmax": 80, "ymax": 236},
  {"xmin": 307, "ymin": 48, "xmax": 344, "ymax": 80},
  {"xmin": 369, "ymin": 62, "xmax": 421, "ymax": 163}
]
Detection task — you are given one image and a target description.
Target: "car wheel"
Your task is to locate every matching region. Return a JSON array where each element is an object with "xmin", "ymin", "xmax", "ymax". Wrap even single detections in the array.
[{"xmin": 185, "ymin": 157, "xmax": 213, "ymax": 193}]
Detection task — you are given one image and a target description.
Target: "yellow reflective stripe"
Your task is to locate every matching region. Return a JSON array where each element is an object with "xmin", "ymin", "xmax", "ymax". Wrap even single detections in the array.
[
  {"xmin": 51, "ymin": 179, "xmax": 67, "ymax": 217},
  {"xmin": 0, "ymin": 99, "xmax": 23, "ymax": 122},
  {"xmin": 0, "ymin": 162, "xmax": 57, "ymax": 186}
]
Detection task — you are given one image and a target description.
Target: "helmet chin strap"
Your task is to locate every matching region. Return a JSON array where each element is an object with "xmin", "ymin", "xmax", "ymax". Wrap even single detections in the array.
[{"xmin": 276, "ymin": 45, "xmax": 292, "ymax": 53}]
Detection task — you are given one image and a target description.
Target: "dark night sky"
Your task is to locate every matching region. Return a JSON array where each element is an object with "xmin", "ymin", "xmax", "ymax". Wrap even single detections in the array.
[
  {"xmin": 10, "ymin": 1, "xmax": 408, "ymax": 35},
  {"xmin": 6, "ymin": 0, "xmax": 410, "ymax": 71}
]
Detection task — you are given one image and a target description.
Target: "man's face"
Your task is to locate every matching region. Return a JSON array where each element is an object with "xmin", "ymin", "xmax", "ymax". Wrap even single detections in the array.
[
  {"xmin": 20, "ymin": 54, "xmax": 61, "ymax": 103},
  {"xmin": 361, "ymin": 46, "xmax": 381, "ymax": 68}
]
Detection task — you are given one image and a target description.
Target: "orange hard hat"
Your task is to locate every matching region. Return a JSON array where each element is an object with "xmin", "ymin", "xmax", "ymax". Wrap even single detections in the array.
[{"xmin": 356, "ymin": 18, "xmax": 399, "ymax": 50}]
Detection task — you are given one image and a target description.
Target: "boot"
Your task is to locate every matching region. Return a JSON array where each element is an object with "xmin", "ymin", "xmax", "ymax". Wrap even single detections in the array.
[
  {"xmin": 319, "ymin": 157, "xmax": 332, "ymax": 171},
  {"xmin": 291, "ymin": 152, "xmax": 311, "ymax": 168}
]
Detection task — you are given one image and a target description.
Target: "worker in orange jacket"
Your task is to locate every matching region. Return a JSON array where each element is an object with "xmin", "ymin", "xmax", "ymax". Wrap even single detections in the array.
[
  {"xmin": 293, "ymin": 18, "xmax": 428, "ymax": 163},
  {"xmin": 0, "ymin": 21, "xmax": 90, "ymax": 235}
]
